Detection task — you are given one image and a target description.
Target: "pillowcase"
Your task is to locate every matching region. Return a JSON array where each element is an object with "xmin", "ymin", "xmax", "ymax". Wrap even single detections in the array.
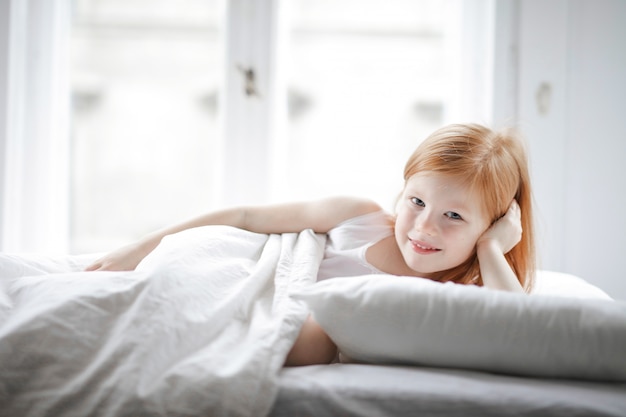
[
  {"xmin": 533, "ymin": 269, "xmax": 613, "ymax": 299},
  {"xmin": 293, "ymin": 274, "xmax": 626, "ymax": 381}
]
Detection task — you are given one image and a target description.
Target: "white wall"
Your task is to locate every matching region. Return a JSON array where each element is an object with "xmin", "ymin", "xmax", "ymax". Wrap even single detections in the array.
[
  {"xmin": 515, "ymin": 0, "xmax": 626, "ymax": 300},
  {"xmin": 564, "ymin": 0, "xmax": 626, "ymax": 300}
]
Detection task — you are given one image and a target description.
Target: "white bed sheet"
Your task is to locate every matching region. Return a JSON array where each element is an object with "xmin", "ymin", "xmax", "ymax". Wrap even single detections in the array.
[{"xmin": 272, "ymin": 364, "xmax": 626, "ymax": 417}]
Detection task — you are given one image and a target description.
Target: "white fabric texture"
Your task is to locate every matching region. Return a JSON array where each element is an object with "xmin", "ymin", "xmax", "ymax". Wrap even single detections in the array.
[
  {"xmin": 0, "ymin": 226, "xmax": 325, "ymax": 417},
  {"xmin": 294, "ymin": 274, "xmax": 626, "ymax": 381},
  {"xmin": 317, "ymin": 210, "xmax": 393, "ymax": 281}
]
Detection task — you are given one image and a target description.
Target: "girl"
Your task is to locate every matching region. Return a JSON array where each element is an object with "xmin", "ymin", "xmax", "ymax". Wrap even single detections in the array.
[{"xmin": 86, "ymin": 123, "xmax": 536, "ymax": 366}]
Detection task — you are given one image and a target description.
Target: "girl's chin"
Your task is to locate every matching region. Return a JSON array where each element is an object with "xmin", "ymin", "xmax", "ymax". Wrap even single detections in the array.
[{"xmin": 401, "ymin": 253, "xmax": 438, "ymax": 277}]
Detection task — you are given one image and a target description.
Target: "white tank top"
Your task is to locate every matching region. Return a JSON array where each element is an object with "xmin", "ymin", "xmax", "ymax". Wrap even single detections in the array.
[{"xmin": 316, "ymin": 210, "xmax": 395, "ymax": 281}]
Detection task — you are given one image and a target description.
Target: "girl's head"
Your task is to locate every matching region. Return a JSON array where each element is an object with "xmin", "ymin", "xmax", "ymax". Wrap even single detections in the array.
[{"xmin": 395, "ymin": 123, "xmax": 535, "ymax": 291}]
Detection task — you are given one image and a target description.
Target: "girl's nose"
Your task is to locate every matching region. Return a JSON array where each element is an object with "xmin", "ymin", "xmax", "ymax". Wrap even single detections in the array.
[{"xmin": 416, "ymin": 209, "xmax": 437, "ymax": 236}]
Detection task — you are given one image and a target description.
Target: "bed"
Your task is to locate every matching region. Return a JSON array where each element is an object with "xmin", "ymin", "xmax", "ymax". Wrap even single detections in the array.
[{"xmin": 1, "ymin": 226, "xmax": 625, "ymax": 417}]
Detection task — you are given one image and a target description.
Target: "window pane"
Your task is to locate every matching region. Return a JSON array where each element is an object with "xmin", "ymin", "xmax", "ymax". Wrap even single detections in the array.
[
  {"xmin": 285, "ymin": 0, "xmax": 448, "ymax": 208},
  {"xmin": 71, "ymin": 0, "xmax": 221, "ymax": 253}
]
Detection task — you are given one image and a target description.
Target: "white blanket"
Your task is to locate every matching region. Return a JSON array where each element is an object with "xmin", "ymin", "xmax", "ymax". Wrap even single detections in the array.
[{"xmin": 0, "ymin": 226, "xmax": 326, "ymax": 417}]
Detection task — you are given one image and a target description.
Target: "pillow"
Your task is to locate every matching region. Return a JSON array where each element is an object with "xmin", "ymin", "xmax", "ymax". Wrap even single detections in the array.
[
  {"xmin": 292, "ymin": 274, "xmax": 626, "ymax": 381},
  {"xmin": 533, "ymin": 270, "xmax": 613, "ymax": 300}
]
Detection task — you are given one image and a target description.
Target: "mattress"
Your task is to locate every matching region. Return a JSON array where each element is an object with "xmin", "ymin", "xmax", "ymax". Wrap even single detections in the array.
[{"xmin": 271, "ymin": 363, "xmax": 626, "ymax": 417}]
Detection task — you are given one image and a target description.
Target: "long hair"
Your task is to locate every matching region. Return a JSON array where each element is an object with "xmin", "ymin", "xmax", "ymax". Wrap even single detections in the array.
[{"xmin": 402, "ymin": 123, "xmax": 536, "ymax": 292}]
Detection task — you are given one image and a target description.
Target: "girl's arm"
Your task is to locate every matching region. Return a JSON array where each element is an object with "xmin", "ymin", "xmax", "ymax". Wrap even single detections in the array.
[
  {"xmin": 475, "ymin": 201, "xmax": 524, "ymax": 293},
  {"xmin": 85, "ymin": 196, "xmax": 382, "ymax": 271}
]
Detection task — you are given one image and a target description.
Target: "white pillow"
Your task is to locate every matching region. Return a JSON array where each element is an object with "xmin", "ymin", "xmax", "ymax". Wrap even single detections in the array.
[
  {"xmin": 293, "ymin": 274, "xmax": 626, "ymax": 381},
  {"xmin": 533, "ymin": 270, "xmax": 613, "ymax": 299}
]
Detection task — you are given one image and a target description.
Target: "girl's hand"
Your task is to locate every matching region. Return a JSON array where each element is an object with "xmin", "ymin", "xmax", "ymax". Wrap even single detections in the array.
[
  {"xmin": 84, "ymin": 239, "xmax": 157, "ymax": 271},
  {"xmin": 477, "ymin": 200, "xmax": 522, "ymax": 255},
  {"xmin": 476, "ymin": 200, "xmax": 524, "ymax": 293}
]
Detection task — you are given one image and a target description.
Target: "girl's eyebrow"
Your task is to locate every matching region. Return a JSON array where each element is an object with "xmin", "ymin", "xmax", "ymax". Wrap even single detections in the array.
[
  {"xmin": 407, "ymin": 190, "xmax": 472, "ymax": 212},
  {"xmin": 404, "ymin": 181, "xmax": 476, "ymax": 212},
  {"xmin": 448, "ymin": 197, "xmax": 480, "ymax": 214},
  {"xmin": 445, "ymin": 199, "xmax": 471, "ymax": 210},
  {"xmin": 431, "ymin": 196, "xmax": 474, "ymax": 214}
]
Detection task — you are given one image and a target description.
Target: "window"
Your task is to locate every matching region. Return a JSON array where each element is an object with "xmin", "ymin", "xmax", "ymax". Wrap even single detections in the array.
[
  {"xmin": 65, "ymin": 0, "xmax": 471, "ymax": 253},
  {"xmin": 71, "ymin": 0, "xmax": 222, "ymax": 252},
  {"xmin": 283, "ymin": 0, "xmax": 446, "ymax": 205}
]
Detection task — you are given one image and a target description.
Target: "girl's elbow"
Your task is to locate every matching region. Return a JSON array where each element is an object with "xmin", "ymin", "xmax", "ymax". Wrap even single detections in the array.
[{"xmin": 284, "ymin": 316, "xmax": 337, "ymax": 366}]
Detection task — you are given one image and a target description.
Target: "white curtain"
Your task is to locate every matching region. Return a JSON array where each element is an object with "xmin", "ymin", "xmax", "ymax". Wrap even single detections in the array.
[{"xmin": 0, "ymin": 0, "xmax": 71, "ymax": 253}]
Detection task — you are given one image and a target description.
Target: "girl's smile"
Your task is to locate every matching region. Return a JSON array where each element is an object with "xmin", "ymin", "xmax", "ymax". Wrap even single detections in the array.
[{"xmin": 409, "ymin": 238, "xmax": 441, "ymax": 254}]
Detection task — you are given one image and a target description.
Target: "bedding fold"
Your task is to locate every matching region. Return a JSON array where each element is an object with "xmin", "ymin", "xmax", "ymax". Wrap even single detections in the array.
[{"xmin": 0, "ymin": 226, "xmax": 325, "ymax": 417}]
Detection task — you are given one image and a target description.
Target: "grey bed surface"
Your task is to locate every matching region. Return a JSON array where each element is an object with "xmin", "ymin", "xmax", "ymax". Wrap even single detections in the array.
[{"xmin": 270, "ymin": 363, "xmax": 626, "ymax": 417}]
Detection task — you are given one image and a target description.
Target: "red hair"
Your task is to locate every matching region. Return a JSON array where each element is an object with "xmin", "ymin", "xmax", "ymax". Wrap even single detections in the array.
[{"xmin": 402, "ymin": 123, "xmax": 536, "ymax": 291}]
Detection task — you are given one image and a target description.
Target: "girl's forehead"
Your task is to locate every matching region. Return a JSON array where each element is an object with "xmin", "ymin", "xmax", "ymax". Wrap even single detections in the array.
[{"xmin": 406, "ymin": 172, "xmax": 467, "ymax": 193}]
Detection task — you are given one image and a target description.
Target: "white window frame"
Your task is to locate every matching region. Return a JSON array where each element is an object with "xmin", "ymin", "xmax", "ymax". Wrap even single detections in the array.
[
  {"xmin": 0, "ymin": 0, "xmax": 71, "ymax": 253},
  {"xmin": 217, "ymin": 0, "xmax": 287, "ymax": 207}
]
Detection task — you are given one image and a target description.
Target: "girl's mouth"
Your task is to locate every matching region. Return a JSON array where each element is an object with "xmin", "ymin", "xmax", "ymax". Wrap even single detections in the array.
[{"xmin": 409, "ymin": 239, "xmax": 441, "ymax": 254}]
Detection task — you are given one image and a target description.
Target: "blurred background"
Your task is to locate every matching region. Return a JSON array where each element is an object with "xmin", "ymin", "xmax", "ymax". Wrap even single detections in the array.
[
  {"xmin": 1, "ymin": 0, "xmax": 625, "ymax": 300},
  {"xmin": 68, "ymin": 0, "xmax": 448, "ymax": 251}
]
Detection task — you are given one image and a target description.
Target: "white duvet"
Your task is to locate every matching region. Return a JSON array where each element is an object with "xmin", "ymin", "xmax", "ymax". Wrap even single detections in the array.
[{"xmin": 0, "ymin": 226, "xmax": 326, "ymax": 417}]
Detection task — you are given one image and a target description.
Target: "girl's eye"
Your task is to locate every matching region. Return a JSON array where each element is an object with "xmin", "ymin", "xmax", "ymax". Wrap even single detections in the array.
[
  {"xmin": 410, "ymin": 197, "xmax": 425, "ymax": 207},
  {"xmin": 445, "ymin": 211, "xmax": 463, "ymax": 220}
]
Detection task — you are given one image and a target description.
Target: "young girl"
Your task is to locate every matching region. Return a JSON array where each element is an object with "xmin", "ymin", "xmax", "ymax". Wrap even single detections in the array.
[{"xmin": 86, "ymin": 123, "xmax": 536, "ymax": 366}]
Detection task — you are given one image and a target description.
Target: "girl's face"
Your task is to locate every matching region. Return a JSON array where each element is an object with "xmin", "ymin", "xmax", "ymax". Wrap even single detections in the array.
[{"xmin": 394, "ymin": 172, "xmax": 491, "ymax": 278}]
